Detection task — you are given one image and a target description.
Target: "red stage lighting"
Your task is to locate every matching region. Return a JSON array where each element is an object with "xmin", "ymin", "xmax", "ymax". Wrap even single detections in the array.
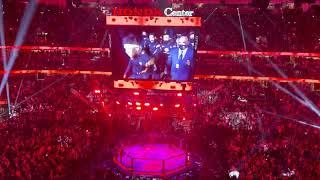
[
  {"xmin": 177, "ymin": 93, "xmax": 182, "ymax": 97},
  {"xmin": 193, "ymin": 103, "xmax": 197, "ymax": 107},
  {"xmin": 133, "ymin": 92, "xmax": 140, "ymax": 96},
  {"xmin": 136, "ymin": 106, "xmax": 142, "ymax": 110},
  {"xmin": 128, "ymin": 102, "xmax": 133, "ymax": 106},
  {"xmin": 94, "ymin": 89, "xmax": 101, "ymax": 94},
  {"xmin": 136, "ymin": 102, "xmax": 141, "ymax": 106},
  {"xmin": 175, "ymin": 104, "xmax": 180, "ymax": 108},
  {"xmin": 116, "ymin": 101, "xmax": 120, "ymax": 105},
  {"xmin": 144, "ymin": 102, "xmax": 150, "ymax": 106},
  {"xmin": 153, "ymin": 107, "xmax": 158, "ymax": 111},
  {"xmin": 160, "ymin": 103, "xmax": 164, "ymax": 107}
]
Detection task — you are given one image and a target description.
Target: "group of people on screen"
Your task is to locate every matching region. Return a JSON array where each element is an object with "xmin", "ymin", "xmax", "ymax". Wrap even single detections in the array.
[{"xmin": 122, "ymin": 30, "xmax": 197, "ymax": 81}]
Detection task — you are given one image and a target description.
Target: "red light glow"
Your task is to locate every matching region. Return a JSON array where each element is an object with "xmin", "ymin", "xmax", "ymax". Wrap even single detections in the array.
[
  {"xmin": 116, "ymin": 101, "xmax": 120, "ymax": 105},
  {"xmin": 144, "ymin": 103, "xmax": 150, "ymax": 106},
  {"xmin": 177, "ymin": 93, "xmax": 182, "ymax": 97},
  {"xmin": 128, "ymin": 102, "xmax": 133, "ymax": 106},
  {"xmin": 153, "ymin": 107, "xmax": 158, "ymax": 111},
  {"xmin": 94, "ymin": 89, "xmax": 101, "ymax": 93},
  {"xmin": 136, "ymin": 107, "xmax": 142, "ymax": 110},
  {"xmin": 175, "ymin": 104, "xmax": 180, "ymax": 108},
  {"xmin": 133, "ymin": 92, "xmax": 139, "ymax": 96},
  {"xmin": 136, "ymin": 102, "xmax": 141, "ymax": 106},
  {"xmin": 160, "ymin": 103, "xmax": 164, "ymax": 107}
]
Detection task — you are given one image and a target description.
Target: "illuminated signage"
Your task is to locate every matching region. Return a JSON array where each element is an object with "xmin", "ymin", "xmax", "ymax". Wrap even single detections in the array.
[
  {"xmin": 163, "ymin": 8, "xmax": 194, "ymax": 17},
  {"xmin": 109, "ymin": 7, "xmax": 195, "ymax": 17},
  {"xmin": 112, "ymin": 8, "xmax": 163, "ymax": 16}
]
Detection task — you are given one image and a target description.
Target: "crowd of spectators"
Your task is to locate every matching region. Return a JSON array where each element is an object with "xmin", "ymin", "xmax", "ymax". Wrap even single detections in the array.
[
  {"xmin": 7, "ymin": 51, "xmax": 110, "ymax": 71},
  {"xmin": 2, "ymin": 2, "xmax": 320, "ymax": 52},
  {"xmin": 0, "ymin": 75, "xmax": 115, "ymax": 178},
  {"xmin": 0, "ymin": 74, "xmax": 319, "ymax": 178},
  {"xmin": 197, "ymin": 55, "xmax": 320, "ymax": 79},
  {"xmin": 4, "ymin": 1, "xmax": 107, "ymax": 47},
  {"xmin": 197, "ymin": 5, "xmax": 320, "ymax": 52},
  {"xmin": 191, "ymin": 80, "xmax": 320, "ymax": 178}
]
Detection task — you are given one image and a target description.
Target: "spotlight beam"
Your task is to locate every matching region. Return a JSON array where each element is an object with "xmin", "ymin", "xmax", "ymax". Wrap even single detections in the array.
[
  {"xmin": 0, "ymin": 0, "xmax": 37, "ymax": 96},
  {"xmin": 262, "ymin": 110, "xmax": 320, "ymax": 130},
  {"xmin": 267, "ymin": 59, "xmax": 320, "ymax": 116},
  {"xmin": 247, "ymin": 62, "xmax": 320, "ymax": 116},
  {"xmin": 248, "ymin": 65, "xmax": 309, "ymax": 107},
  {"xmin": 237, "ymin": 108, "xmax": 320, "ymax": 173},
  {"xmin": 0, "ymin": 75, "xmax": 68, "ymax": 117},
  {"xmin": 14, "ymin": 53, "xmax": 32, "ymax": 106},
  {"xmin": 257, "ymin": 11, "xmax": 320, "ymax": 116},
  {"xmin": 237, "ymin": 8, "xmax": 247, "ymax": 51},
  {"xmin": 237, "ymin": 8, "xmax": 252, "ymax": 75},
  {"xmin": 261, "ymin": 11, "xmax": 277, "ymax": 27},
  {"xmin": 203, "ymin": 8, "xmax": 218, "ymax": 23},
  {"xmin": 0, "ymin": 0, "xmax": 12, "ymax": 115},
  {"xmin": 99, "ymin": 30, "xmax": 109, "ymax": 48},
  {"xmin": 231, "ymin": 11, "xmax": 320, "ymax": 117},
  {"xmin": 14, "ymin": 77, "xmax": 25, "ymax": 106},
  {"xmin": 5, "ymin": 83, "xmax": 11, "ymax": 115},
  {"xmin": 15, "ymin": 75, "xmax": 67, "ymax": 107}
]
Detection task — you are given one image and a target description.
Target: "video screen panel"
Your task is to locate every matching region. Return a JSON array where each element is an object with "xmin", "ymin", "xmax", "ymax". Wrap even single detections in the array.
[{"xmin": 111, "ymin": 27, "xmax": 199, "ymax": 82}]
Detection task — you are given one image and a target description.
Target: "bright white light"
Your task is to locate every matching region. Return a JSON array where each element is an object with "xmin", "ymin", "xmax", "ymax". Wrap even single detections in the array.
[{"xmin": 229, "ymin": 170, "xmax": 239, "ymax": 179}]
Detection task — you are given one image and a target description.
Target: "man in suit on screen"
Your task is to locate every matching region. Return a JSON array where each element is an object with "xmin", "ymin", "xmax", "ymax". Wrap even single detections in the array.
[{"xmin": 165, "ymin": 35, "xmax": 195, "ymax": 81}]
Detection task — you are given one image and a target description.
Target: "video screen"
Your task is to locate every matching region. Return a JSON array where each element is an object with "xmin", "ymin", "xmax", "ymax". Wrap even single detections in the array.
[{"xmin": 111, "ymin": 27, "xmax": 199, "ymax": 81}]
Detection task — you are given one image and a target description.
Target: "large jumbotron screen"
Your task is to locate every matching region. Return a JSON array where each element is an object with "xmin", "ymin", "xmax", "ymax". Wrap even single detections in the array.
[{"xmin": 111, "ymin": 26, "xmax": 199, "ymax": 82}]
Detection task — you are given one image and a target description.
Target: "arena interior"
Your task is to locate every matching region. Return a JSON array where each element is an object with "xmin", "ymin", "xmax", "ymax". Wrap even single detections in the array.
[{"xmin": 0, "ymin": 0, "xmax": 320, "ymax": 179}]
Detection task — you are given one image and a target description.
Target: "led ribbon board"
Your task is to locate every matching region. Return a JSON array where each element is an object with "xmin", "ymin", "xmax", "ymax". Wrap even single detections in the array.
[
  {"xmin": 106, "ymin": 16, "xmax": 201, "ymax": 27},
  {"xmin": 114, "ymin": 80, "xmax": 193, "ymax": 91}
]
